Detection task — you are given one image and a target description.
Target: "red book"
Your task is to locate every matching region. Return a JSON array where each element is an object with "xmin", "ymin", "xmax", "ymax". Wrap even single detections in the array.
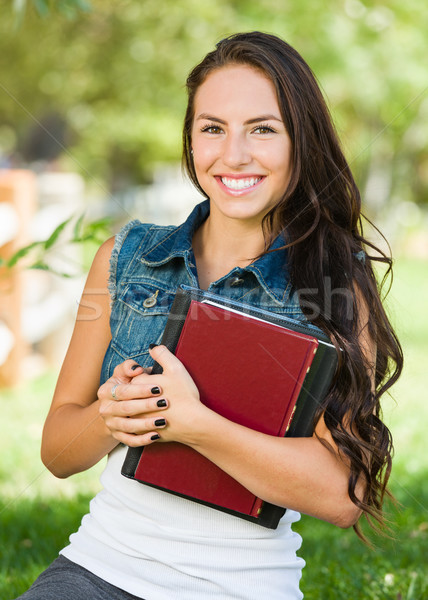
[{"xmin": 122, "ymin": 286, "xmax": 337, "ymax": 528}]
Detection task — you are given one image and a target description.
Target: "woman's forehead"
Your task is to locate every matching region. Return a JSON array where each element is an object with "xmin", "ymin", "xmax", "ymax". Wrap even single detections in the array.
[{"xmin": 193, "ymin": 65, "xmax": 281, "ymax": 120}]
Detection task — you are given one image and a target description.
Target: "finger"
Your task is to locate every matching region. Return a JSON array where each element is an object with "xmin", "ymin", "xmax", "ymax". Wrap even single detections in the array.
[
  {"xmin": 111, "ymin": 382, "xmax": 120, "ymax": 401},
  {"xmin": 109, "ymin": 382, "xmax": 163, "ymax": 402},
  {"xmin": 130, "ymin": 364, "xmax": 153, "ymax": 376},
  {"xmin": 112, "ymin": 359, "xmax": 143, "ymax": 383},
  {"xmin": 115, "ymin": 397, "xmax": 168, "ymax": 417},
  {"xmin": 113, "ymin": 431, "xmax": 163, "ymax": 448},
  {"xmin": 112, "ymin": 415, "xmax": 167, "ymax": 435},
  {"xmin": 148, "ymin": 344, "xmax": 183, "ymax": 374}
]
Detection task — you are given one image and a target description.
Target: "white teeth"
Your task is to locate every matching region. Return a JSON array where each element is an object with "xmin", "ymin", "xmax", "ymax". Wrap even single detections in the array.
[{"xmin": 221, "ymin": 177, "xmax": 262, "ymax": 190}]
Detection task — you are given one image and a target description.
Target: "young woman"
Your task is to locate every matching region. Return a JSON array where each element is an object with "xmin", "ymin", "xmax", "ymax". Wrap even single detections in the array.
[{"xmin": 17, "ymin": 31, "xmax": 403, "ymax": 600}]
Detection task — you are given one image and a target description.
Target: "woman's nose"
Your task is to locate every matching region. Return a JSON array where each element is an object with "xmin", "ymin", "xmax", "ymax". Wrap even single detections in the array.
[{"xmin": 222, "ymin": 132, "xmax": 251, "ymax": 168}]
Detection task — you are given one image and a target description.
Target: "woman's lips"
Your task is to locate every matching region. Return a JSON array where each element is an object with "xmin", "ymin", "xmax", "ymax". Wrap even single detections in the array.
[{"xmin": 215, "ymin": 175, "xmax": 265, "ymax": 195}]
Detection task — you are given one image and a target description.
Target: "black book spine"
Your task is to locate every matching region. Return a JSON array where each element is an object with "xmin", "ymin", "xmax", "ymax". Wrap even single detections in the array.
[
  {"xmin": 150, "ymin": 287, "xmax": 192, "ymax": 373},
  {"xmin": 121, "ymin": 288, "xmax": 192, "ymax": 478},
  {"xmin": 121, "ymin": 445, "xmax": 143, "ymax": 478},
  {"xmin": 286, "ymin": 345, "xmax": 337, "ymax": 439}
]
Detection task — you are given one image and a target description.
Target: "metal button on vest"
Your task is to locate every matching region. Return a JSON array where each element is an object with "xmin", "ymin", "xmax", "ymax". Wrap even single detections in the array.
[
  {"xmin": 230, "ymin": 276, "xmax": 244, "ymax": 286},
  {"xmin": 143, "ymin": 290, "xmax": 159, "ymax": 308}
]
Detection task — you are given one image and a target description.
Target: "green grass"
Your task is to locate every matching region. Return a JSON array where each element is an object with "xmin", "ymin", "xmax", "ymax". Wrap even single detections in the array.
[
  {"xmin": 296, "ymin": 257, "xmax": 428, "ymax": 600},
  {"xmin": 0, "ymin": 495, "xmax": 92, "ymax": 595},
  {"xmin": 0, "ymin": 372, "xmax": 104, "ymax": 598},
  {"xmin": 1, "ymin": 257, "xmax": 427, "ymax": 599},
  {"xmin": 296, "ymin": 475, "xmax": 428, "ymax": 599}
]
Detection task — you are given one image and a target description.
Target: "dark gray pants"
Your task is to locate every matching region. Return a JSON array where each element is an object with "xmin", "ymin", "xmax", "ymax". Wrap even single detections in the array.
[{"xmin": 14, "ymin": 556, "xmax": 145, "ymax": 600}]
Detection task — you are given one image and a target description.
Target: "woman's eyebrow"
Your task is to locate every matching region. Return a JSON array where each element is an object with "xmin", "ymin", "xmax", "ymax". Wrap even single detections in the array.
[
  {"xmin": 245, "ymin": 115, "xmax": 283, "ymax": 124},
  {"xmin": 195, "ymin": 114, "xmax": 226, "ymax": 123},
  {"xmin": 196, "ymin": 113, "xmax": 283, "ymax": 124}
]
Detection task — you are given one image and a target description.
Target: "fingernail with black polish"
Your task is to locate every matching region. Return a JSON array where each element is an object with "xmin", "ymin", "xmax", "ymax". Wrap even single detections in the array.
[
  {"xmin": 151, "ymin": 386, "xmax": 161, "ymax": 395},
  {"xmin": 131, "ymin": 364, "xmax": 142, "ymax": 371},
  {"xmin": 151, "ymin": 434, "xmax": 160, "ymax": 441},
  {"xmin": 156, "ymin": 399, "xmax": 167, "ymax": 408},
  {"xmin": 154, "ymin": 418, "xmax": 166, "ymax": 427},
  {"xmin": 149, "ymin": 343, "xmax": 158, "ymax": 350}
]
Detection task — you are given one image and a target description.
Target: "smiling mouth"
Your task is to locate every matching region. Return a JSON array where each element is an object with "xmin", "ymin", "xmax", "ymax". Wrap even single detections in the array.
[{"xmin": 220, "ymin": 176, "xmax": 263, "ymax": 191}]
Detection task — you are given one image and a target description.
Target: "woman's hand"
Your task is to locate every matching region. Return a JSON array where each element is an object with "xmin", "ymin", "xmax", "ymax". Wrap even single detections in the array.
[
  {"xmin": 145, "ymin": 345, "xmax": 210, "ymax": 445},
  {"xmin": 100, "ymin": 346, "xmax": 210, "ymax": 448},
  {"xmin": 97, "ymin": 359, "xmax": 169, "ymax": 447}
]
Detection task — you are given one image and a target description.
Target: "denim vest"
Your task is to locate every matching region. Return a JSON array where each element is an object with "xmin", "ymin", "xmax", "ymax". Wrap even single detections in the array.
[{"xmin": 100, "ymin": 200, "xmax": 311, "ymax": 385}]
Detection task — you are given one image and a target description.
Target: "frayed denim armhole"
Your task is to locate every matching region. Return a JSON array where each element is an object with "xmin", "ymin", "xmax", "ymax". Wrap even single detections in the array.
[{"xmin": 108, "ymin": 220, "xmax": 141, "ymax": 306}]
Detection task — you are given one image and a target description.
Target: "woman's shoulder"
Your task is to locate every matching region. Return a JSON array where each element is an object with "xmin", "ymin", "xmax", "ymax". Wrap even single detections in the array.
[
  {"xmin": 114, "ymin": 219, "xmax": 178, "ymax": 253},
  {"xmin": 106, "ymin": 219, "xmax": 178, "ymax": 303}
]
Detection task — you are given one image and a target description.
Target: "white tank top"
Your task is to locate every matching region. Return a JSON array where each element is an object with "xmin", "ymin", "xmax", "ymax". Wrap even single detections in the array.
[{"xmin": 61, "ymin": 445, "xmax": 305, "ymax": 599}]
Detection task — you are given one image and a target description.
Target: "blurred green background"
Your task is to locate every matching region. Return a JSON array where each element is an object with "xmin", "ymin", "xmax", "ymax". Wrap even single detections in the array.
[
  {"xmin": 1, "ymin": 0, "xmax": 427, "ymax": 226},
  {"xmin": 1, "ymin": 1, "xmax": 427, "ymax": 598}
]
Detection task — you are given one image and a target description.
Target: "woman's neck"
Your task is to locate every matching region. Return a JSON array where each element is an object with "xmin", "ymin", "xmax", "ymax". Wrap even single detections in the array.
[{"xmin": 192, "ymin": 214, "xmax": 266, "ymax": 289}]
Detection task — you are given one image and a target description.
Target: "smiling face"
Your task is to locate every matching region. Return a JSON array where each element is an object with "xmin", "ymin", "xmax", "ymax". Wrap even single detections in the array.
[{"xmin": 190, "ymin": 64, "xmax": 292, "ymax": 228}]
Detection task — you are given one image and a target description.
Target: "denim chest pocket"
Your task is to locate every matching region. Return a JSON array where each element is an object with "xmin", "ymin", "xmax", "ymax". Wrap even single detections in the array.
[{"xmin": 110, "ymin": 282, "xmax": 176, "ymax": 361}]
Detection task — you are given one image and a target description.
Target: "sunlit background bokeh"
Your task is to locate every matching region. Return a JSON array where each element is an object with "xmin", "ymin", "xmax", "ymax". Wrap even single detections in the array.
[{"xmin": 0, "ymin": 1, "xmax": 427, "ymax": 597}]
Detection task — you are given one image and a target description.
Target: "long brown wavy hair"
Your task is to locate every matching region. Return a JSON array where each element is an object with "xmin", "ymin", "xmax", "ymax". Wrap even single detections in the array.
[{"xmin": 182, "ymin": 32, "xmax": 403, "ymax": 538}]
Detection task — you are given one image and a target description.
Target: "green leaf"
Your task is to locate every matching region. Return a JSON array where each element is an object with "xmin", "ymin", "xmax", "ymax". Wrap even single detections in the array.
[
  {"xmin": 6, "ymin": 241, "xmax": 44, "ymax": 268},
  {"xmin": 30, "ymin": 261, "xmax": 72, "ymax": 277},
  {"xmin": 33, "ymin": 0, "xmax": 50, "ymax": 17},
  {"xmin": 57, "ymin": 0, "xmax": 92, "ymax": 19},
  {"xmin": 71, "ymin": 215, "xmax": 112, "ymax": 244},
  {"xmin": 407, "ymin": 572, "xmax": 418, "ymax": 600},
  {"xmin": 86, "ymin": 217, "xmax": 112, "ymax": 232},
  {"xmin": 30, "ymin": 261, "xmax": 50, "ymax": 271},
  {"xmin": 82, "ymin": 217, "xmax": 112, "ymax": 242},
  {"xmin": 44, "ymin": 217, "xmax": 72, "ymax": 250},
  {"xmin": 73, "ymin": 0, "xmax": 92, "ymax": 12},
  {"xmin": 72, "ymin": 214, "xmax": 85, "ymax": 242},
  {"xmin": 13, "ymin": 0, "xmax": 91, "ymax": 20}
]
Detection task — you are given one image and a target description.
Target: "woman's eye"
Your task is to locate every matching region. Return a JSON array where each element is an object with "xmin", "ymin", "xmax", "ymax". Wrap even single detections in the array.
[
  {"xmin": 201, "ymin": 124, "xmax": 223, "ymax": 134},
  {"xmin": 253, "ymin": 125, "xmax": 276, "ymax": 134}
]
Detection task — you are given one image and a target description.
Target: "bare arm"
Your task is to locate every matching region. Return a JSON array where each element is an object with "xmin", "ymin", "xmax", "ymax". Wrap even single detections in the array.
[
  {"xmin": 41, "ymin": 238, "xmax": 168, "ymax": 477},
  {"xmin": 41, "ymin": 238, "xmax": 118, "ymax": 476}
]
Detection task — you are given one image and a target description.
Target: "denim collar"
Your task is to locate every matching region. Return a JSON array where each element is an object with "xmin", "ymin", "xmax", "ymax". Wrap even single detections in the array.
[{"xmin": 141, "ymin": 200, "xmax": 291, "ymax": 306}]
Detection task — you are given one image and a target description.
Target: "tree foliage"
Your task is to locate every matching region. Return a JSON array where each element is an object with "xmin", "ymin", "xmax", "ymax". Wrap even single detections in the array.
[
  {"xmin": 1, "ymin": 0, "xmax": 427, "ymax": 210},
  {"xmin": 0, "ymin": 214, "xmax": 111, "ymax": 276},
  {"xmin": 12, "ymin": 0, "xmax": 92, "ymax": 20}
]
